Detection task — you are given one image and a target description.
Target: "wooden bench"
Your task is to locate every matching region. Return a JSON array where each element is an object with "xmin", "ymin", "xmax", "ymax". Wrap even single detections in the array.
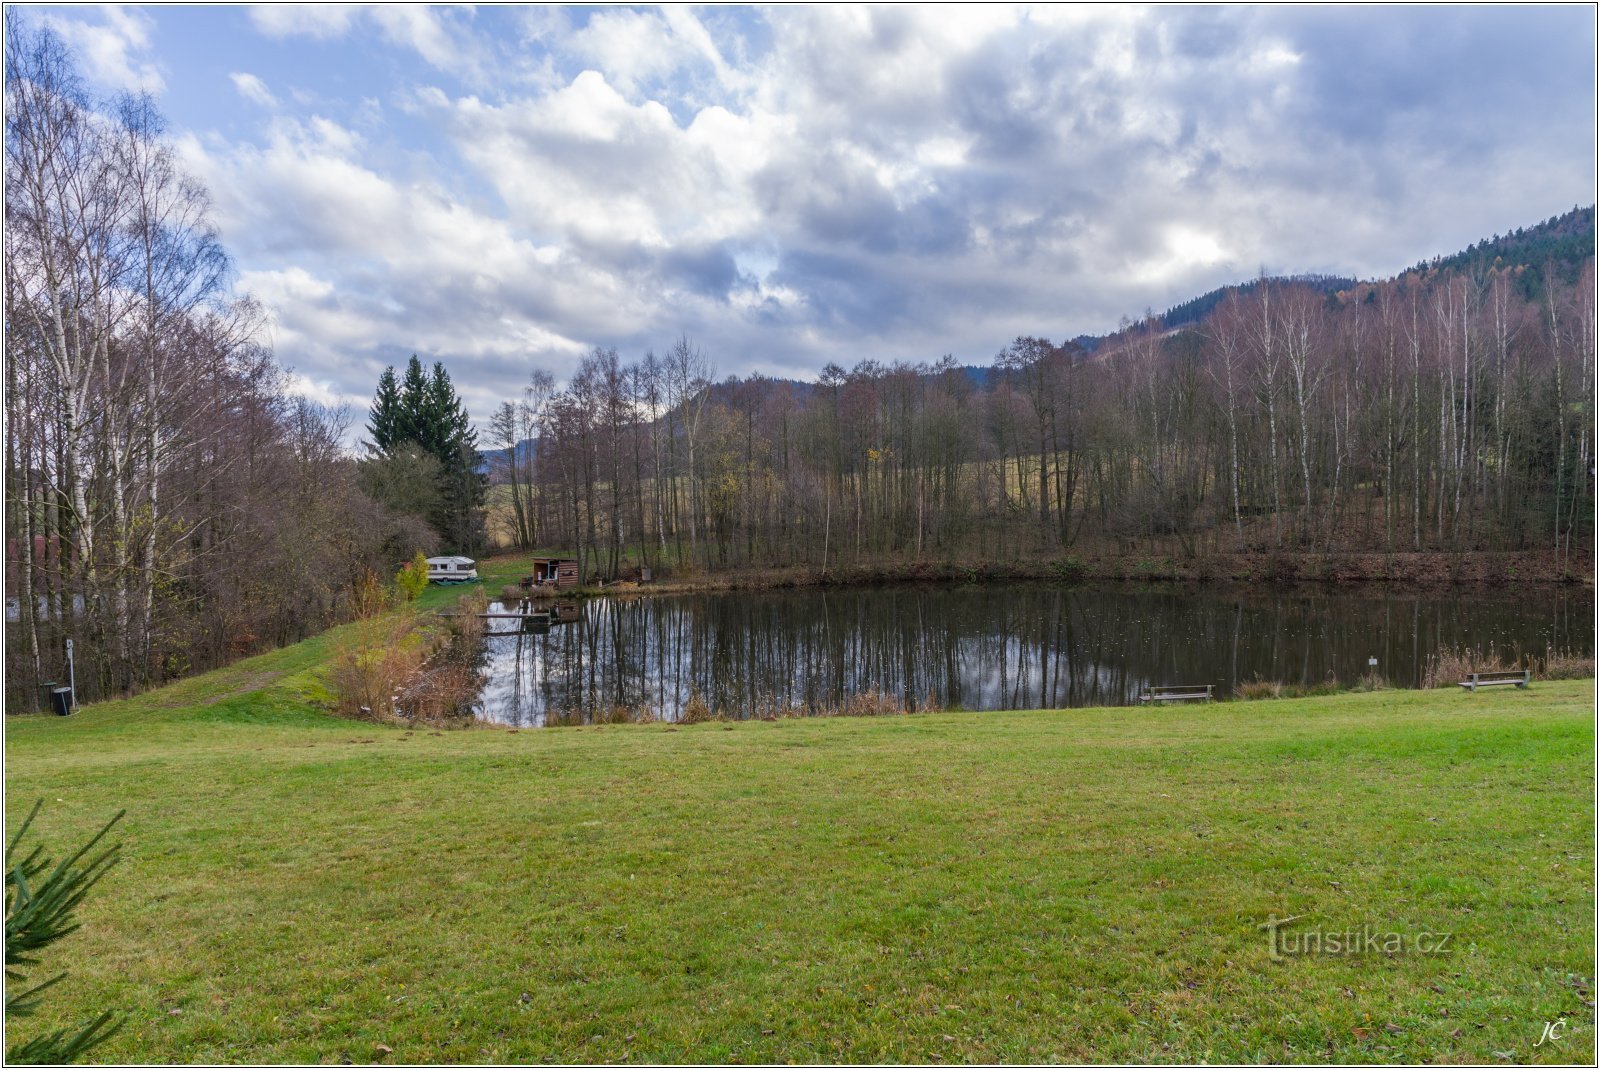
[
  {"xmin": 1458, "ymin": 670, "xmax": 1531, "ymax": 691},
  {"xmin": 1139, "ymin": 684, "xmax": 1214, "ymax": 704}
]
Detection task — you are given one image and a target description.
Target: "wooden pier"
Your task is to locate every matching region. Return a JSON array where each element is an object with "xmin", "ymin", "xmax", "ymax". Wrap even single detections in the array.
[{"xmin": 476, "ymin": 601, "xmax": 580, "ymax": 628}]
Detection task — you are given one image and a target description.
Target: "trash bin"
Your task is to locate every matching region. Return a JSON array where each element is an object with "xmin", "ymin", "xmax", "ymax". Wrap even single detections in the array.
[
  {"xmin": 641, "ymin": 567, "xmax": 652, "ymax": 584},
  {"xmin": 50, "ymin": 686, "xmax": 73, "ymax": 716}
]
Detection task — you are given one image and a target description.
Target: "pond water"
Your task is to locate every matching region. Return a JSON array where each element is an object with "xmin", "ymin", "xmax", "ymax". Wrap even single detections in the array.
[{"xmin": 473, "ymin": 582, "xmax": 1592, "ymax": 726}]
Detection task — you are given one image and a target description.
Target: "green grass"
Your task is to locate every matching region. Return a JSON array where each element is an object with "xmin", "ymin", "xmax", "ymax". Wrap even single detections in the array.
[{"xmin": 5, "ymin": 642, "xmax": 1594, "ymax": 1064}]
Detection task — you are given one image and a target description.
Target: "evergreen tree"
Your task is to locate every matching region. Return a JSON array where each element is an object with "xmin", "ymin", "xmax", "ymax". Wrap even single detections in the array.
[
  {"xmin": 367, "ymin": 366, "xmax": 401, "ymax": 451},
  {"xmin": 364, "ymin": 356, "xmax": 485, "ymax": 555},
  {"xmin": 397, "ymin": 355, "xmax": 431, "ymax": 448},
  {"xmin": 6, "ymin": 802, "xmax": 125, "ymax": 1064}
]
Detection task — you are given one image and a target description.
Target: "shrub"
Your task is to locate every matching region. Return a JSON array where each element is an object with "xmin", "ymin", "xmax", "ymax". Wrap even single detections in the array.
[
  {"xmin": 446, "ymin": 590, "xmax": 487, "ymax": 641},
  {"xmin": 1423, "ymin": 646, "xmax": 1520, "ymax": 688},
  {"xmin": 499, "ymin": 584, "xmax": 526, "ymax": 605},
  {"xmin": 1235, "ymin": 676, "xmax": 1283, "ymax": 701},
  {"xmin": 328, "ymin": 610, "xmax": 427, "ymax": 720},
  {"xmin": 400, "ymin": 659, "xmax": 481, "ymax": 722},
  {"xmin": 1353, "ymin": 671, "xmax": 1390, "ymax": 692},
  {"xmin": 1539, "ymin": 648, "xmax": 1595, "ymax": 680},
  {"xmin": 679, "ymin": 688, "xmax": 717, "ymax": 724},
  {"xmin": 395, "ymin": 550, "xmax": 429, "ymax": 602},
  {"xmin": 1052, "ymin": 556, "xmax": 1087, "ymax": 582},
  {"xmin": 1294, "ymin": 677, "xmax": 1344, "ymax": 698},
  {"xmin": 351, "ymin": 568, "xmax": 392, "ymax": 619}
]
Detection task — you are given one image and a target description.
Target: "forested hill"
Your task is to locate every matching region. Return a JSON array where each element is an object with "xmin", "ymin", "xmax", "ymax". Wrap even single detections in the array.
[
  {"xmin": 1151, "ymin": 206, "xmax": 1593, "ymax": 332},
  {"xmin": 481, "ymin": 204, "xmax": 1595, "ymax": 469},
  {"xmin": 1406, "ymin": 204, "xmax": 1594, "ymax": 298},
  {"xmin": 1156, "ymin": 274, "xmax": 1355, "ymax": 331}
]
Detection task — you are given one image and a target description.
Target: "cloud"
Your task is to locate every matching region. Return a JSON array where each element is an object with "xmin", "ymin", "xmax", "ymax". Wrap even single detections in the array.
[
  {"xmin": 248, "ymin": 3, "xmax": 490, "ymax": 85},
  {"xmin": 159, "ymin": 4, "xmax": 1595, "ymax": 428},
  {"xmin": 229, "ymin": 72, "xmax": 277, "ymax": 109},
  {"xmin": 39, "ymin": 5, "xmax": 164, "ymax": 93},
  {"xmin": 247, "ymin": 4, "xmax": 359, "ymax": 41}
]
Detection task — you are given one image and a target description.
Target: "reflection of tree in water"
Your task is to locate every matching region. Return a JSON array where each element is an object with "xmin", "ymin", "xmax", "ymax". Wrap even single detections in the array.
[{"xmin": 473, "ymin": 585, "xmax": 1592, "ymax": 726}]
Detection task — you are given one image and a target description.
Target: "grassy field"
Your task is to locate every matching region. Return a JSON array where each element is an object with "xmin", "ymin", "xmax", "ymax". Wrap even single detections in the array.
[{"xmin": 4, "ymin": 626, "xmax": 1594, "ymax": 1063}]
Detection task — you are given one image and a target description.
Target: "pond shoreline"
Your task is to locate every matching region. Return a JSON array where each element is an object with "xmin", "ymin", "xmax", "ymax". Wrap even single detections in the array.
[
  {"xmin": 509, "ymin": 548, "xmax": 1590, "ymax": 601},
  {"xmin": 467, "ymin": 573, "xmax": 1590, "ymax": 727}
]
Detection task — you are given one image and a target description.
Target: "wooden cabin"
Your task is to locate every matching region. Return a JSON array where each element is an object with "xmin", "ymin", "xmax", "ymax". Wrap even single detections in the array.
[
  {"xmin": 522, "ymin": 558, "xmax": 579, "ymax": 590},
  {"xmin": 426, "ymin": 555, "xmax": 479, "ymax": 584}
]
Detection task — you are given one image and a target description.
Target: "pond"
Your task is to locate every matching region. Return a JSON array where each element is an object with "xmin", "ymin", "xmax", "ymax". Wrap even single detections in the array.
[{"xmin": 473, "ymin": 582, "xmax": 1592, "ymax": 726}]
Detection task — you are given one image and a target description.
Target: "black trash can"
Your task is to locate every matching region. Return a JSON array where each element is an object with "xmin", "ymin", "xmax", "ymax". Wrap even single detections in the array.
[{"xmin": 50, "ymin": 686, "xmax": 73, "ymax": 716}]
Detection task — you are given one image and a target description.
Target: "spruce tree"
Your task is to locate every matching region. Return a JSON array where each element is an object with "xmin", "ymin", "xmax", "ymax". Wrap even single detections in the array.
[
  {"xmin": 367, "ymin": 366, "xmax": 401, "ymax": 451},
  {"xmin": 5, "ymin": 802, "xmax": 125, "ymax": 1064},
  {"xmin": 397, "ymin": 355, "xmax": 431, "ymax": 449},
  {"xmin": 363, "ymin": 356, "xmax": 485, "ymax": 555}
]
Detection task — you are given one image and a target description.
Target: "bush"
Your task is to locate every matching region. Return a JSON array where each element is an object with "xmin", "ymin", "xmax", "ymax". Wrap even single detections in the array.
[
  {"xmin": 1235, "ymin": 676, "xmax": 1283, "ymax": 701},
  {"xmin": 1052, "ymin": 556, "xmax": 1087, "ymax": 582},
  {"xmin": 1423, "ymin": 646, "xmax": 1521, "ymax": 689},
  {"xmin": 1539, "ymin": 648, "xmax": 1594, "ymax": 680},
  {"xmin": 328, "ymin": 610, "xmax": 428, "ymax": 720},
  {"xmin": 395, "ymin": 550, "xmax": 429, "ymax": 602},
  {"xmin": 1353, "ymin": 671, "xmax": 1390, "ymax": 692},
  {"xmin": 679, "ymin": 689, "xmax": 717, "ymax": 724},
  {"xmin": 350, "ymin": 568, "xmax": 392, "ymax": 619}
]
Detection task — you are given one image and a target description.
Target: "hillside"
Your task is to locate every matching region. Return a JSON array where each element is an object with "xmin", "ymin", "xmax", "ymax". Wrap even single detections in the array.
[
  {"xmin": 1409, "ymin": 205, "xmax": 1594, "ymax": 297},
  {"xmin": 480, "ymin": 205, "xmax": 1595, "ymax": 477}
]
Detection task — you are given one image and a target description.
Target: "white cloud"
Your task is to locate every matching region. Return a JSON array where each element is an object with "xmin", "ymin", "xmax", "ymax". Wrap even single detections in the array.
[
  {"xmin": 248, "ymin": 4, "xmax": 358, "ymax": 40},
  {"xmin": 248, "ymin": 3, "xmax": 488, "ymax": 84},
  {"xmin": 158, "ymin": 4, "xmax": 1592, "ymax": 426},
  {"xmin": 41, "ymin": 5, "xmax": 164, "ymax": 93},
  {"xmin": 230, "ymin": 71, "xmax": 278, "ymax": 109}
]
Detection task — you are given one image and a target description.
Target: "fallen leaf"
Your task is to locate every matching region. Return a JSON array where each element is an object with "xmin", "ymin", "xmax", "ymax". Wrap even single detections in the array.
[
  {"xmin": 1384, "ymin": 1023, "xmax": 1404, "ymax": 1035},
  {"xmin": 1351, "ymin": 1028, "xmax": 1370, "ymax": 1040},
  {"xmin": 374, "ymin": 1043, "xmax": 392, "ymax": 1057}
]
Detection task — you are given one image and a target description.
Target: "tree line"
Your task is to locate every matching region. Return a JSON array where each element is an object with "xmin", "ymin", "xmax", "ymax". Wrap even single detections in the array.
[
  {"xmin": 3, "ymin": 26, "xmax": 436, "ymax": 707},
  {"xmin": 496, "ymin": 259, "xmax": 1593, "ymax": 581}
]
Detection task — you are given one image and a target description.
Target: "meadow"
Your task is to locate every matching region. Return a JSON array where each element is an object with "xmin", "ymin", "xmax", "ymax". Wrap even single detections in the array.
[{"xmin": 4, "ymin": 617, "xmax": 1594, "ymax": 1063}]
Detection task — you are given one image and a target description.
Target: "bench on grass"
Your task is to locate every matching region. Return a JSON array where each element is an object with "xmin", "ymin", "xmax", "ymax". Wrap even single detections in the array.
[
  {"xmin": 1139, "ymin": 684, "xmax": 1214, "ymax": 704},
  {"xmin": 1458, "ymin": 669, "xmax": 1531, "ymax": 691}
]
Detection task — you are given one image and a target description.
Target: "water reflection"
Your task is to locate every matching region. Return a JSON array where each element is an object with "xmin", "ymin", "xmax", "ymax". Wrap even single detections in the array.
[{"xmin": 473, "ymin": 583, "xmax": 1592, "ymax": 726}]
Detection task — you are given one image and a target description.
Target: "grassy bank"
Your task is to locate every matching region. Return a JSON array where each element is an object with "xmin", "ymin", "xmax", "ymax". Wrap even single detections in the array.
[{"xmin": 5, "ymin": 640, "xmax": 1593, "ymax": 1063}]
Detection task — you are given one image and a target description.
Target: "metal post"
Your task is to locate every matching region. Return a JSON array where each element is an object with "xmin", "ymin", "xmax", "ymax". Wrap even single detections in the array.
[{"xmin": 65, "ymin": 638, "xmax": 75, "ymax": 710}]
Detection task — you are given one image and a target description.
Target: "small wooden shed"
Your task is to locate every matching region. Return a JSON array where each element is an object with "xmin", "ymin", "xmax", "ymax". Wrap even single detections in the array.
[{"xmin": 523, "ymin": 558, "xmax": 579, "ymax": 590}]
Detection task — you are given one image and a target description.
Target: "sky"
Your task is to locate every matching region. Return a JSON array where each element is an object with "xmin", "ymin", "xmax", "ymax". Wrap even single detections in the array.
[{"xmin": 18, "ymin": 3, "xmax": 1599, "ymax": 426}]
